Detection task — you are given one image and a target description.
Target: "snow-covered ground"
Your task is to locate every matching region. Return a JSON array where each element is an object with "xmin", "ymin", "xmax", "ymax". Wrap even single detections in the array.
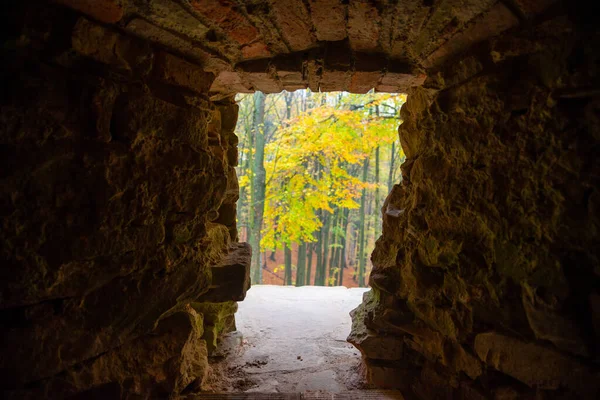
[{"xmin": 224, "ymin": 285, "xmax": 370, "ymax": 393}]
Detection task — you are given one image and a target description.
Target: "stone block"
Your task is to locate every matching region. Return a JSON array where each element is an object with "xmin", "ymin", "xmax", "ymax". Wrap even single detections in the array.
[
  {"xmin": 270, "ymin": 0, "xmax": 315, "ymax": 52},
  {"xmin": 474, "ymin": 332, "xmax": 599, "ymax": 395},
  {"xmin": 348, "ymin": 1, "xmax": 381, "ymax": 52},
  {"xmin": 377, "ymin": 71, "xmax": 427, "ymax": 93},
  {"xmin": 237, "ymin": 58, "xmax": 282, "ymax": 93},
  {"xmin": 210, "ymin": 71, "xmax": 253, "ymax": 95},
  {"xmin": 191, "ymin": 301, "xmax": 238, "ymax": 354},
  {"xmin": 2, "ymin": 308, "xmax": 209, "ymax": 397},
  {"xmin": 241, "ymin": 41, "xmax": 272, "ymax": 60},
  {"xmin": 72, "ymin": 18, "xmax": 153, "ymax": 74},
  {"xmin": 321, "ymin": 44, "xmax": 352, "ymax": 91},
  {"xmin": 54, "ymin": 0, "xmax": 123, "ymax": 23},
  {"xmin": 272, "ymin": 54, "xmax": 306, "ymax": 88},
  {"xmin": 217, "ymin": 103, "xmax": 240, "ymax": 133},
  {"xmin": 350, "ymin": 53, "xmax": 386, "ymax": 93},
  {"xmin": 153, "ymin": 52, "xmax": 215, "ymax": 94},
  {"xmin": 352, "ymin": 332, "xmax": 405, "ymax": 361},
  {"xmin": 522, "ymin": 289, "xmax": 589, "ymax": 357},
  {"xmin": 365, "ymin": 359, "xmax": 417, "ymax": 390},
  {"xmin": 308, "ymin": 0, "xmax": 347, "ymax": 42},
  {"xmin": 413, "ymin": 0, "xmax": 496, "ymax": 58},
  {"xmin": 196, "ymin": 243, "xmax": 251, "ymax": 303},
  {"xmin": 244, "ymin": 72, "xmax": 282, "ymax": 93},
  {"xmin": 190, "ymin": 0, "xmax": 259, "ymax": 46},
  {"xmin": 423, "ymin": 3, "xmax": 519, "ymax": 69},
  {"xmin": 320, "ymin": 70, "xmax": 350, "ymax": 92},
  {"xmin": 126, "ymin": 18, "xmax": 228, "ymax": 73}
]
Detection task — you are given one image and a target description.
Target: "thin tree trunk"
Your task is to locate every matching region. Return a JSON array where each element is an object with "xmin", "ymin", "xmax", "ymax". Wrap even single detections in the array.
[
  {"xmin": 337, "ymin": 208, "xmax": 350, "ymax": 286},
  {"xmin": 306, "ymin": 243, "xmax": 313, "ymax": 286},
  {"xmin": 375, "ymin": 145, "xmax": 381, "ymax": 240},
  {"xmin": 357, "ymin": 156, "xmax": 369, "ymax": 287},
  {"xmin": 314, "ymin": 213, "xmax": 323, "ymax": 285},
  {"xmin": 296, "ymin": 242, "xmax": 306, "ymax": 286},
  {"xmin": 284, "ymin": 244, "xmax": 292, "ymax": 285},
  {"xmin": 327, "ymin": 208, "xmax": 340, "ymax": 285},
  {"xmin": 388, "ymin": 140, "xmax": 396, "ymax": 194},
  {"xmin": 321, "ymin": 209, "xmax": 334, "ymax": 285},
  {"xmin": 249, "ymin": 91, "xmax": 266, "ymax": 285}
]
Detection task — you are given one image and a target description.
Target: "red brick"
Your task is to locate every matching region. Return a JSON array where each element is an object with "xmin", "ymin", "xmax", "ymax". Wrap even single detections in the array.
[
  {"xmin": 423, "ymin": 3, "xmax": 519, "ymax": 69},
  {"xmin": 244, "ymin": 72, "xmax": 281, "ymax": 93},
  {"xmin": 376, "ymin": 70, "xmax": 426, "ymax": 93},
  {"xmin": 270, "ymin": 0, "xmax": 315, "ymax": 52},
  {"xmin": 210, "ymin": 71, "xmax": 252, "ymax": 94},
  {"xmin": 320, "ymin": 70, "xmax": 350, "ymax": 92},
  {"xmin": 308, "ymin": 0, "xmax": 347, "ymax": 42},
  {"xmin": 272, "ymin": 54, "xmax": 305, "ymax": 88},
  {"xmin": 348, "ymin": 1, "xmax": 381, "ymax": 52},
  {"xmin": 238, "ymin": 59, "xmax": 282, "ymax": 93},
  {"xmin": 350, "ymin": 53, "xmax": 387, "ymax": 94},
  {"xmin": 191, "ymin": 0, "xmax": 259, "ymax": 46},
  {"xmin": 241, "ymin": 42, "xmax": 271, "ymax": 60},
  {"xmin": 54, "ymin": 0, "xmax": 123, "ymax": 23},
  {"xmin": 350, "ymin": 71, "xmax": 382, "ymax": 94}
]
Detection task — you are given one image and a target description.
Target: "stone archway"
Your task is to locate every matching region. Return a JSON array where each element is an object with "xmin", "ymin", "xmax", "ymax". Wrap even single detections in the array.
[{"xmin": 1, "ymin": 1, "xmax": 599, "ymax": 399}]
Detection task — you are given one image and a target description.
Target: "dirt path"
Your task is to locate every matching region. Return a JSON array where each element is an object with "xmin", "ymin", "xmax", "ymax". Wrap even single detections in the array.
[{"xmin": 209, "ymin": 285, "xmax": 370, "ymax": 393}]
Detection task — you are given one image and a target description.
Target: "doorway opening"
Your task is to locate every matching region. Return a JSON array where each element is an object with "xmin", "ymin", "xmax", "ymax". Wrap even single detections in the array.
[
  {"xmin": 234, "ymin": 89, "xmax": 407, "ymax": 289},
  {"xmin": 211, "ymin": 89, "xmax": 407, "ymax": 393}
]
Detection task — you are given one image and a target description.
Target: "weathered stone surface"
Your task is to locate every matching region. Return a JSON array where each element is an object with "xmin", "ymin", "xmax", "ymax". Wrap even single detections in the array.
[
  {"xmin": 413, "ymin": 0, "xmax": 497, "ymax": 58},
  {"xmin": 51, "ymin": 0, "xmax": 534, "ymax": 95},
  {"xmin": 54, "ymin": 0, "xmax": 123, "ymax": 23},
  {"xmin": 210, "ymin": 71, "xmax": 253, "ymax": 96},
  {"xmin": 423, "ymin": 3, "xmax": 519, "ymax": 69},
  {"xmin": 350, "ymin": 53, "xmax": 386, "ymax": 93},
  {"xmin": 153, "ymin": 52, "xmax": 215, "ymax": 93},
  {"xmin": 0, "ymin": 6, "xmax": 243, "ymax": 397},
  {"xmin": 191, "ymin": 301, "xmax": 238, "ymax": 354},
  {"xmin": 348, "ymin": 1, "xmax": 381, "ymax": 52},
  {"xmin": 191, "ymin": 0, "xmax": 259, "ymax": 46},
  {"xmin": 364, "ymin": 359, "xmax": 417, "ymax": 391},
  {"xmin": 269, "ymin": 0, "xmax": 315, "ymax": 52},
  {"xmin": 522, "ymin": 287, "xmax": 589, "ymax": 357},
  {"xmin": 308, "ymin": 0, "xmax": 347, "ymax": 42},
  {"xmin": 125, "ymin": 18, "xmax": 228, "ymax": 73},
  {"xmin": 72, "ymin": 18, "xmax": 153, "ymax": 74},
  {"xmin": 196, "ymin": 243, "xmax": 252, "ymax": 303},
  {"xmin": 350, "ymin": 10, "xmax": 600, "ymax": 399},
  {"xmin": 475, "ymin": 332, "xmax": 598, "ymax": 395},
  {"xmin": 4, "ymin": 1, "xmax": 597, "ymax": 399}
]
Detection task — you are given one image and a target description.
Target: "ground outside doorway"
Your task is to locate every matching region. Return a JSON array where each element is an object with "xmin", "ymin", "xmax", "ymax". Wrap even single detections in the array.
[{"xmin": 206, "ymin": 285, "xmax": 385, "ymax": 396}]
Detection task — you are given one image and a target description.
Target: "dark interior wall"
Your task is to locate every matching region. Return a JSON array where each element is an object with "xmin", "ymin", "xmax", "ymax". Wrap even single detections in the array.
[
  {"xmin": 350, "ymin": 5, "xmax": 600, "ymax": 399},
  {"xmin": 1, "ymin": 1, "xmax": 599, "ymax": 399},
  {"xmin": 0, "ymin": 3, "xmax": 248, "ymax": 398}
]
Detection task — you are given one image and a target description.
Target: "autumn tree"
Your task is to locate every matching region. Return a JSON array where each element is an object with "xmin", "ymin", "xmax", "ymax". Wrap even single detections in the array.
[{"xmin": 235, "ymin": 90, "xmax": 406, "ymax": 287}]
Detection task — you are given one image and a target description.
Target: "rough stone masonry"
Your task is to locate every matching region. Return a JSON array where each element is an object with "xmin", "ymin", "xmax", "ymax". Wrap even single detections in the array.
[{"xmin": 1, "ymin": 1, "xmax": 599, "ymax": 399}]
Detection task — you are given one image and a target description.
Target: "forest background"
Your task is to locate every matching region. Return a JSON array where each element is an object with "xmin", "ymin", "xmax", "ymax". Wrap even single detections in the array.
[{"xmin": 235, "ymin": 90, "xmax": 406, "ymax": 288}]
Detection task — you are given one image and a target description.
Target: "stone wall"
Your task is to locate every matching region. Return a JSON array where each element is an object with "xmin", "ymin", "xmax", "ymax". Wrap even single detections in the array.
[
  {"xmin": 349, "ymin": 5, "xmax": 600, "ymax": 399},
  {"xmin": 0, "ymin": 3, "xmax": 249, "ymax": 398}
]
